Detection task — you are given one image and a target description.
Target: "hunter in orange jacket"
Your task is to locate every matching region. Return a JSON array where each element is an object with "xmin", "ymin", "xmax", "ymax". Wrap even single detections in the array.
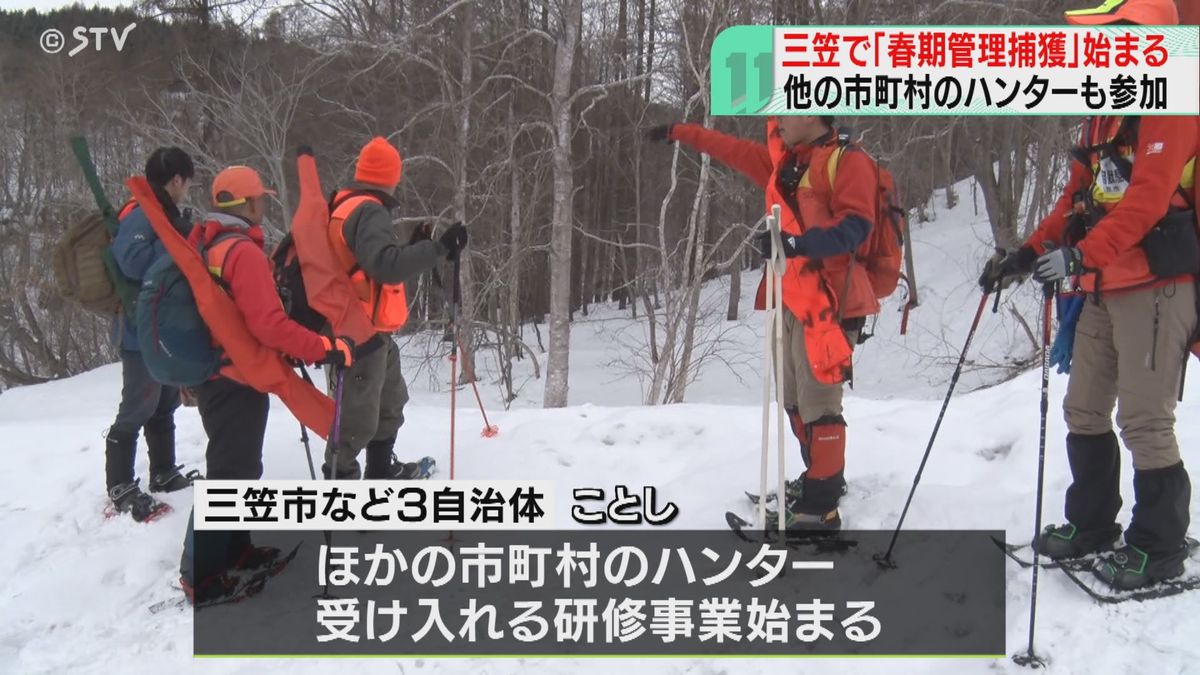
[
  {"xmin": 649, "ymin": 116, "xmax": 880, "ymax": 531},
  {"xmin": 975, "ymin": 0, "xmax": 1198, "ymax": 592}
]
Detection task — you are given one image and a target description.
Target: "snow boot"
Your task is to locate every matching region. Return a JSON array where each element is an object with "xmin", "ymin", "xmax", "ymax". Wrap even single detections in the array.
[
  {"xmin": 1105, "ymin": 461, "xmax": 1193, "ymax": 589},
  {"xmin": 321, "ymin": 461, "xmax": 361, "ymax": 480},
  {"xmin": 364, "ymin": 437, "xmax": 424, "ymax": 480},
  {"xmin": 108, "ymin": 480, "xmax": 168, "ymax": 523},
  {"xmin": 1063, "ymin": 431, "xmax": 1123, "ymax": 532},
  {"xmin": 150, "ymin": 465, "xmax": 201, "ymax": 493},
  {"xmin": 144, "ymin": 418, "xmax": 179, "ymax": 485},
  {"xmin": 233, "ymin": 543, "xmax": 283, "ymax": 572},
  {"xmin": 1093, "ymin": 542, "xmax": 1188, "ymax": 590},
  {"xmin": 104, "ymin": 427, "xmax": 137, "ymax": 491},
  {"xmin": 180, "ymin": 573, "xmax": 239, "ymax": 605},
  {"xmin": 1035, "ymin": 522, "xmax": 1122, "ymax": 560}
]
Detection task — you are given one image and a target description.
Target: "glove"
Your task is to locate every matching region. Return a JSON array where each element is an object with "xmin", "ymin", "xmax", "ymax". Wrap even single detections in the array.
[
  {"xmin": 438, "ymin": 221, "xmax": 469, "ymax": 261},
  {"xmin": 1049, "ymin": 294, "xmax": 1085, "ymax": 374},
  {"xmin": 317, "ymin": 336, "xmax": 355, "ymax": 369},
  {"xmin": 1034, "ymin": 245, "xmax": 1084, "ymax": 284},
  {"xmin": 645, "ymin": 124, "xmax": 675, "ymax": 144},
  {"xmin": 409, "ymin": 221, "xmax": 433, "ymax": 244},
  {"xmin": 754, "ymin": 230, "xmax": 805, "ymax": 260},
  {"xmin": 978, "ymin": 246, "xmax": 1036, "ymax": 293}
]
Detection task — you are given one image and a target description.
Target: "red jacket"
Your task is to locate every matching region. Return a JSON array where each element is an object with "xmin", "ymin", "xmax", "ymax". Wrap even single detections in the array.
[
  {"xmin": 1025, "ymin": 115, "xmax": 1197, "ymax": 293},
  {"xmin": 190, "ymin": 213, "xmax": 327, "ymax": 381}
]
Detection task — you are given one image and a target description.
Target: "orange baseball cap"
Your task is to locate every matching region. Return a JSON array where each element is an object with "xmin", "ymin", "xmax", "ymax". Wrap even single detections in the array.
[
  {"xmin": 1064, "ymin": 0, "xmax": 1179, "ymax": 25},
  {"xmin": 211, "ymin": 166, "xmax": 276, "ymax": 208}
]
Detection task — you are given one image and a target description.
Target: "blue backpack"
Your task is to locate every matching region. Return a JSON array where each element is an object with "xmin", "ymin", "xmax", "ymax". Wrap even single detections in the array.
[{"xmin": 137, "ymin": 233, "xmax": 247, "ymax": 387}]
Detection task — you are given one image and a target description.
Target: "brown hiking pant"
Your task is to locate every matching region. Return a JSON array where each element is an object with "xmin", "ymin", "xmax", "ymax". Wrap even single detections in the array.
[
  {"xmin": 325, "ymin": 338, "xmax": 409, "ymax": 477},
  {"xmin": 1064, "ymin": 281, "xmax": 1197, "ymax": 470},
  {"xmin": 778, "ymin": 310, "xmax": 858, "ymax": 424}
]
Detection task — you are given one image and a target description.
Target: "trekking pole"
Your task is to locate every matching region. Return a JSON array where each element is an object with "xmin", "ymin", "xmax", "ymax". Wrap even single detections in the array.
[
  {"xmin": 315, "ymin": 366, "xmax": 347, "ymax": 600},
  {"xmin": 1013, "ymin": 282, "xmax": 1056, "ymax": 669},
  {"xmin": 875, "ymin": 290, "xmax": 991, "ymax": 568},
  {"xmin": 449, "ymin": 255, "xmax": 461, "ymax": 481},
  {"xmin": 756, "ymin": 212, "xmax": 778, "ymax": 530},
  {"xmin": 296, "ymin": 366, "xmax": 319, "ymax": 480},
  {"xmin": 455, "ymin": 336, "xmax": 500, "ymax": 438},
  {"xmin": 770, "ymin": 204, "xmax": 787, "ymax": 535}
]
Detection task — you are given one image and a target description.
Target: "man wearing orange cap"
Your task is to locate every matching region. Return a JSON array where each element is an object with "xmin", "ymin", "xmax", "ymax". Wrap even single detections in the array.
[
  {"xmin": 323, "ymin": 136, "xmax": 468, "ymax": 480},
  {"xmin": 179, "ymin": 166, "xmax": 354, "ymax": 604},
  {"xmin": 980, "ymin": 0, "xmax": 1197, "ymax": 590}
]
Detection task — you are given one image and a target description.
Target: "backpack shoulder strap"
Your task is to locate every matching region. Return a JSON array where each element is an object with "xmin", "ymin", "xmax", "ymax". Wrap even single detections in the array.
[
  {"xmin": 824, "ymin": 129, "xmax": 869, "ymax": 191},
  {"xmin": 331, "ymin": 192, "xmax": 382, "ymax": 220},
  {"xmin": 202, "ymin": 231, "xmax": 253, "ymax": 281}
]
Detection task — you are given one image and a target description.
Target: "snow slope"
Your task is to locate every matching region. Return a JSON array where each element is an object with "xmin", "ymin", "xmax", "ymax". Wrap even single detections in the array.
[{"xmin": 2, "ymin": 181, "xmax": 1198, "ymax": 674}]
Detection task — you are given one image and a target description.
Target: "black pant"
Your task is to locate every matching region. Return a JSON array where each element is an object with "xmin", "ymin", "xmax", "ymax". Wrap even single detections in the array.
[
  {"xmin": 107, "ymin": 349, "xmax": 180, "ymax": 486},
  {"xmin": 182, "ymin": 377, "xmax": 269, "ymax": 585},
  {"xmin": 197, "ymin": 376, "xmax": 268, "ymax": 480}
]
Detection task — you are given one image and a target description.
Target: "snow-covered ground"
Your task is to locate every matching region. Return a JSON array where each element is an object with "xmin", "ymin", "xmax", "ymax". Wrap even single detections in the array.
[{"xmin": 2, "ymin": 181, "xmax": 1198, "ymax": 674}]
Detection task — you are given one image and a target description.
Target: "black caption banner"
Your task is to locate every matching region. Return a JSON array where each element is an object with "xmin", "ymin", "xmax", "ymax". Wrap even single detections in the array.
[{"xmin": 194, "ymin": 530, "xmax": 1005, "ymax": 657}]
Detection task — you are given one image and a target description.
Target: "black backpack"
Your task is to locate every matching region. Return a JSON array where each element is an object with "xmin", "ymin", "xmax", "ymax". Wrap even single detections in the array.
[{"xmin": 271, "ymin": 232, "xmax": 329, "ymax": 333}]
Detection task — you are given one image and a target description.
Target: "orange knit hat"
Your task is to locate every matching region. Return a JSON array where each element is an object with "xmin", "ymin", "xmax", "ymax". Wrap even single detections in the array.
[{"xmin": 354, "ymin": 136, "xmax": 403, "ymax": 191}]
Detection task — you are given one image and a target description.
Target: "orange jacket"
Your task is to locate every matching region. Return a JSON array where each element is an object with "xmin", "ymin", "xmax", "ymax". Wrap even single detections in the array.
[
  {"xmin": 190, "ymin": 214, "xmax": 329, "ymax": 385},
  {"xmin": 671, "ymin": 120, "xmax": 882, "ymax": 384},
  {"xmin": 670, "ymin": 121, "xmax": 880, "ymax": 319},
  {"xmin": 1025, "ymin": 115, "xmax": 1197, "ymax": 293},
  {"xmin": 128, "ymin": 176, "xmax": 335, "ymax": 439}
]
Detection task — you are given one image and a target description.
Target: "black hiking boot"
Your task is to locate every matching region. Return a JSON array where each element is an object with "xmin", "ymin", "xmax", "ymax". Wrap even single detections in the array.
[
  {"xmin": 108, "ymin": 480, "xmax": 168, "ymax": 523},
  {"xmin": 364, "ymin": 437, "xmax": 424, "ymax": 479},
  {"xmin": 782, "ymin": 472, "xmax": 849, "ymax": 501},
  {"xmin": 233, "ymin": 544, "xmax": 283, "ymax": 573},
  {"xmin": 1099, "ymin": 461, "xmax": 1194, "ymax": 590},
  {"xmin": 1035, "ymin": 523, "xmax": 1122, "ymax": 560},
  {"xmin": 180, "ymin": 573, "xmax": 239, "ymax": 605},
  {"xmin": 1093, "ymin": 543, "xmax": 1188, "ymax": 590},
  {"xmin": 321, "ymin": 462, "xmax": 361, "ymax": 480},
  {"xmin": 149, "ymin": 465, "xmax": 201, "ymax": 493}
]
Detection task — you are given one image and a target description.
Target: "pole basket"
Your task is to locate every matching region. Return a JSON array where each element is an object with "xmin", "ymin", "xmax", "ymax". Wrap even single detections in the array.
[
  {"xmin": 481, "ymin": 425, "xmax": 500, "ymax": 438},
  {"xmin": 1012, "ymin": 652, "xmax": 1046, "ymax": 669}
]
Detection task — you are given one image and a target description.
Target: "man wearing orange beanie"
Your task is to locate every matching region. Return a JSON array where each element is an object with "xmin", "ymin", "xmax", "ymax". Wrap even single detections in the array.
[{"xmin": 324, "ymin": 136, "xmax": 468, "ymax": 480}]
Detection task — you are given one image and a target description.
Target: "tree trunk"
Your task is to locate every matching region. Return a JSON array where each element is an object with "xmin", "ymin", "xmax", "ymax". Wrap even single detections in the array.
[
  {"xmin": 726, "ymin": 263, "xmax": 740, "ymax": 321},
  {"xmin": 543, "ymin": 0, "xmax": 582, "ymax": 408}
]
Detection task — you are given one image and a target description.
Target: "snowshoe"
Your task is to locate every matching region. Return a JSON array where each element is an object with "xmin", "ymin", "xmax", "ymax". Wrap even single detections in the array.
[
  {"xmin": 1093, "ymin": 543, "xmax": 1188, "ymax": 591},
  {"xmin": 106, "ymin": 480, "xmax": 171, "ymax": 523},
  {"xmin": 1036, "ymin": 522, "xmax": 1122, "ymax": 560},
  {"xmin": 149, "ymin": 465, "xmax": 202, "ymax": 493}
]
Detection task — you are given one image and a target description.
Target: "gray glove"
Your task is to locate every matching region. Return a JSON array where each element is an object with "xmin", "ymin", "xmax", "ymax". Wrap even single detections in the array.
[{"xmin": 1033, "ymin": 245, "xmax": 1083, "ymax": 284}]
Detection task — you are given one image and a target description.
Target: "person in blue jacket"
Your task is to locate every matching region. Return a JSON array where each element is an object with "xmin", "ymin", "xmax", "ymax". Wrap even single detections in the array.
[{"xmin": 105, "ymin": 147, "xmax": 200, "ymax": 521}]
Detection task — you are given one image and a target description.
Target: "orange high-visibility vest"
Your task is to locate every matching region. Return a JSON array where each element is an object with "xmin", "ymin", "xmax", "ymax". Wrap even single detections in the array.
[{"xmin": 327, "ymin": 193, "xmax": 410, "ymax": 333}]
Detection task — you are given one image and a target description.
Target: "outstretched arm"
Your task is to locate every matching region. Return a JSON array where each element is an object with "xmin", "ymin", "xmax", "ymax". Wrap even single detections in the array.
[{"xmin": 667, "ymin": 123, "xmax": 773, "ymax": 189}]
